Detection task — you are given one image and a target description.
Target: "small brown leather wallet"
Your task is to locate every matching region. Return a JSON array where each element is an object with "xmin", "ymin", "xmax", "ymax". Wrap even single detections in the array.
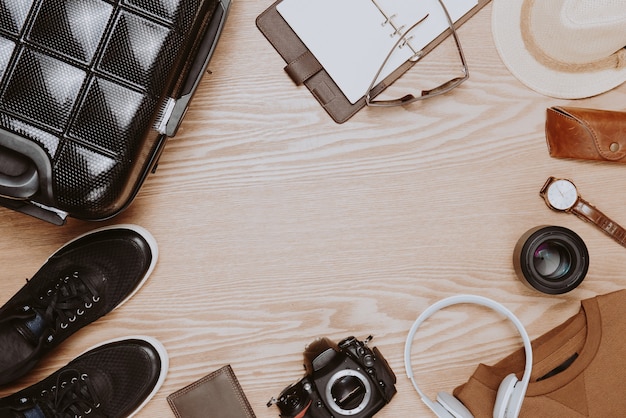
[
  {"xmin": 167, "ymin": 365, "xmax": 256, "ymax": 418},
  {"xmin": 545, "ymin": 106, "xmax": 626, "ymax": 163}
]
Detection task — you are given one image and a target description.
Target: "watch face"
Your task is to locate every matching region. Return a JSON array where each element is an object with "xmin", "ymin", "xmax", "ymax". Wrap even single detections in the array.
[{"xmin": 546, "ymin": 179, "xmax": 578, "ymax": 210}]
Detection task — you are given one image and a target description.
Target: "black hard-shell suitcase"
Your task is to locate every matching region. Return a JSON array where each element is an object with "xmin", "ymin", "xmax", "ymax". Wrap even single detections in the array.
[{"xmin": 0, "ymin": 0, "xmax": 230, "ymax": 224}]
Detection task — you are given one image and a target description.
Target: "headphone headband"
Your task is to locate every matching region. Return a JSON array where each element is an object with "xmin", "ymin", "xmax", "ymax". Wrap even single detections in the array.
[{"xmin": 404, "ymin": 295, "xmax": 533, "ymax": 416}]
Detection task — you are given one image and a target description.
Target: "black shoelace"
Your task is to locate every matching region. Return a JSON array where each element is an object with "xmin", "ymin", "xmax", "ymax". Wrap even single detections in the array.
[
  {"xmin": 24, "ymin": 271, "xmax": 101, "ymax": 343},
  {"xmin": 41, "ymin": 369, "xmax": 103, "ymax": 417},
  {"xmin": 3, "ymin": 369, "xmax": 103, "ymax": 418}
]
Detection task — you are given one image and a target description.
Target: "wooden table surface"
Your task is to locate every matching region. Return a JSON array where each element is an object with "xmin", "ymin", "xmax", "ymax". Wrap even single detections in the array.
[{"xmin": 2, "ymin": 1, "xmax": 626, "ymax": 417}]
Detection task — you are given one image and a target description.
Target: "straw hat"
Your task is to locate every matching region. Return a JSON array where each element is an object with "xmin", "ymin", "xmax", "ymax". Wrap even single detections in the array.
[{"xmin": 491, "ymin": 0, "xmax": 626, "ymax": 99}]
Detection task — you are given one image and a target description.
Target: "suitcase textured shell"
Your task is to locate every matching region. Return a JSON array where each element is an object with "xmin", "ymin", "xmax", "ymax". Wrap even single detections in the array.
[{"xmin": 0, "ymin": 0, "xmax": 229, "ymax": 224}]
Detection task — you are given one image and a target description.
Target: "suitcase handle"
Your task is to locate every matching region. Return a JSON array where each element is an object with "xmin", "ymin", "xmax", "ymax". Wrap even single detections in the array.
[
  {"xmin": 0, "ymin": 130, "xmax": 64, "ymax": 223},
  {"xmin": 165, "ymin": 0, "xmax": 231, "ymax": 136},
  {"xmin": 0, "ymin": 145, "xmax": 39, "ymax": 199}
]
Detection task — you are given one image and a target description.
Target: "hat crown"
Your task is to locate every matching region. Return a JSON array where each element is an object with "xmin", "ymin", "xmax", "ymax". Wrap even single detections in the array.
[
  {"xmin": 528, "ymin": 0, "xmax": 626, "ymax": 65},
  {"xmin": 564, "ymin": 0, "xmax": 626, "ymax": 24},
  {"xmin": 492, "ymin": 0, "xmax": 626, "ymax": 99}
]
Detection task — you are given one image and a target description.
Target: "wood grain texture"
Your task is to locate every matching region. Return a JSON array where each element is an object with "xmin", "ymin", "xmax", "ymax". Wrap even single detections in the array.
[{"xmin": 2, "ymin": 2, "xmax": 626, "ymax": 417}]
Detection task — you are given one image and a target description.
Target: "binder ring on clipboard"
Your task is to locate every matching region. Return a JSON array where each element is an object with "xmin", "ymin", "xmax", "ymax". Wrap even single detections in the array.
[{"xmin": 365, "ymin": 0, "xmax": 469, "ymax": 107}]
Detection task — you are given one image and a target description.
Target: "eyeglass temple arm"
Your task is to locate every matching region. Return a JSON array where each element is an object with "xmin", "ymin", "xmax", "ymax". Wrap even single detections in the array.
[
  {"xmin": 421, "ymin": 76, "xmax": 467, "ymax": 96},
  {"xmin": 404, "ymin": 0, "xmax": 470, "ymax": 100},
  {"xmin": 365, "ymin": 15, "xmax": 429, "ymax": 104},
  {"xmin": 377, "ymin": 72, "xmax": 468, "ymax": 105},
  {"xmin": 366, "ymin": 0, "xmax": 469, "ymax": 107}
]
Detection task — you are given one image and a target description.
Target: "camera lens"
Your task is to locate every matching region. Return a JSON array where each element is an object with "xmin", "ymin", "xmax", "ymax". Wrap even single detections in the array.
[
  {"xmin": 514, "ymin": 226, "xmax": 589, "ymax": 294},
  {"xmin": 331, "ymin": 375, "xmax": 367, "ymax": 410}
]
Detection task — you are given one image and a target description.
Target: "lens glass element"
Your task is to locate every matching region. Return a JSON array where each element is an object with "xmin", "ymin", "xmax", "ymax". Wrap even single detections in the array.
[{"xmin": 533, "ymin": 241, "xmax": 571, "ymax": 280}]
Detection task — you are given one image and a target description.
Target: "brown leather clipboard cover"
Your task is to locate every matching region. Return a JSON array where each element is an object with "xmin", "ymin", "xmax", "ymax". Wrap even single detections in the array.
[{"xmin": 256, "ymin": 0, "xmax": 491, "ymax": 124}]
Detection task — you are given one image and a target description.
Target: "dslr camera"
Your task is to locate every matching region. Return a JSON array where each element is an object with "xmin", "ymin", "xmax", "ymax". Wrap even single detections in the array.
[{"xmin": 269, "ymin": 336, "xmax": 396, "ymax": 417}]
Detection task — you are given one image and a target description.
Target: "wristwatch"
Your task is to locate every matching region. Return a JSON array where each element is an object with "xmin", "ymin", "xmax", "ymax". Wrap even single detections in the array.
[{"xmin": 540, "ymin": 176, "xmax": 626, "ymax": 248}]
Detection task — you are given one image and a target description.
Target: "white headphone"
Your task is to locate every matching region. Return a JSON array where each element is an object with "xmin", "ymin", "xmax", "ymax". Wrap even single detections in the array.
[{"xmin": 404, "ymin": 295, "xmax": 533, "ymax": 418}]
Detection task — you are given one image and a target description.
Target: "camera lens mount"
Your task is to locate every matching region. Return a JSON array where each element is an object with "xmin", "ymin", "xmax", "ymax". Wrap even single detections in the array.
[
  {"xmin": 513, "ymin": 226, "xmax": 589, "ymax": 294},
  {"xmin": 325, "ymin": 369, "xmax": 372, "ymax": 416}
]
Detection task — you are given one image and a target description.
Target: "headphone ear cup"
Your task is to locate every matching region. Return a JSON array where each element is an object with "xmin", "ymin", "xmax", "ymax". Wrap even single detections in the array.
[
  {"xmin": 493, "ymin": 374, "xmax": 519, "ymax": 418},
  {"xmin": 436, "ymin": 392, "xmax": 473, "ymax": 418},
  {"xmin": 505, "ymin": 381, "xmax": 526, "ymax": 418}
]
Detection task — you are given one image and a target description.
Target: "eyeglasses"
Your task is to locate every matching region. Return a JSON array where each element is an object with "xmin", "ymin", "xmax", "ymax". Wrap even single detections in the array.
[{"xmin": 365, "ymin": 0, "xmax": 469, "ymax": 107}]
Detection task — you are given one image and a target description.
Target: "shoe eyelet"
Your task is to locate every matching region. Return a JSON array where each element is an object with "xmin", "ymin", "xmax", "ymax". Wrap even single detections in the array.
[
  {"xmin": 81, "ymin": 374, "xmax": 88, "ymax": 380},
  {"xmin": 61, "ymin": 323, "xmax": 68, "ymax": 329},
  {"xmin": 71, "ymin": 377, "xmax": 78, "ymax": 383},
  {"xmin": 85, "ymin": 302, "xmax": 92, "ymax": 309},
  {"xmin": 92, "ymin": 296, "xmax": 100, "ymax": 303},
  {"xmin": 69, "ymin": 316, "xmax": 76, "ymax": 323},
  {"xmin": 77, "ymin": 309, "xmax": 84, "ymax": 316}
]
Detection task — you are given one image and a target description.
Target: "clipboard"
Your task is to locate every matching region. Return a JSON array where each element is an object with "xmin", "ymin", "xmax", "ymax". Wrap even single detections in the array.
[{"xmin": 256, "ymin": 0, "xmax": 491, "ymax": 124}]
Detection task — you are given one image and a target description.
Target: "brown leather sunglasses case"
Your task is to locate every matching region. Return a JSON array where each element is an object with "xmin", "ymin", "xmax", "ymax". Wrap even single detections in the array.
[{"xmin": 545, "ymin": 106, "xmax": 626, "ymax": 163}]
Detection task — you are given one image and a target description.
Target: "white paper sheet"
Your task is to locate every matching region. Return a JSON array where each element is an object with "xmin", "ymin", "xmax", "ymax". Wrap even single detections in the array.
[{"xmin": 277, "ymin": 0, "xmax": 477, "ymax": 104}]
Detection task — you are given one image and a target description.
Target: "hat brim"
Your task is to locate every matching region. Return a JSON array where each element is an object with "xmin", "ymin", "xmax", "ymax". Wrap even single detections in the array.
[{"xmin": 491, "ymin": 0, "xmax": 626, "ymax": 99}]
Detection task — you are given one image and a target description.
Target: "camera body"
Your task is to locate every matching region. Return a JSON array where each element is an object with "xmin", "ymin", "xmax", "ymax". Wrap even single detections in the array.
[{"xmin": 273, "ymin": 336, "xmax": 396, "ymax": 418}]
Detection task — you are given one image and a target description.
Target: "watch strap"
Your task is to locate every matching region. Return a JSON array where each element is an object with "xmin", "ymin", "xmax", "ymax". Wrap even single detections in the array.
[{"xmin": 571, "ymin": 197, "xmax": 626, "ymax": 248}]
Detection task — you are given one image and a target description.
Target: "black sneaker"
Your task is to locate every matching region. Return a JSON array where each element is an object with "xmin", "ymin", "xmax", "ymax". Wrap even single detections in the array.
[
  {"xmin": 0, "ymin": 336, "xmax": 168, "ymax": 417},
  {"xmin": 0, "ymin": 225, "xmax": 158, "ymax": 386}
]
